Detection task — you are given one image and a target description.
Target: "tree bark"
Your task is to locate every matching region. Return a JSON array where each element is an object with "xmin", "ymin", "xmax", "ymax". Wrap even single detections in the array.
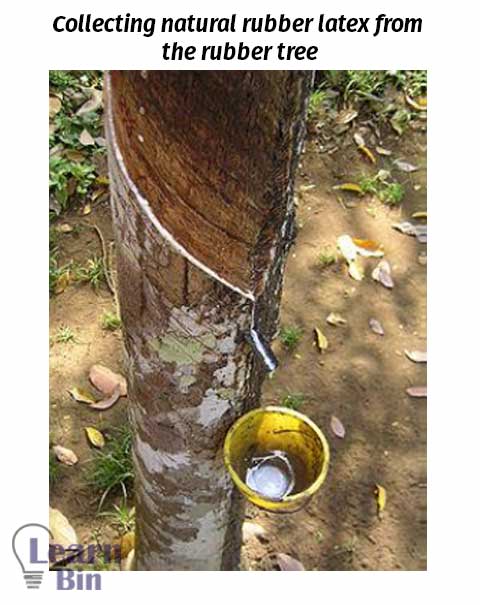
[{"xmin": 105, "ymin": 70, "xmax": 312, "ymax": 570}]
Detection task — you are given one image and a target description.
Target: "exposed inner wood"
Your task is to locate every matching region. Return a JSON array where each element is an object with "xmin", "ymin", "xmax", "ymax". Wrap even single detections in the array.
[{"xmin": 108, "ymin": 70, "xmax": 310, "ymax": 298}]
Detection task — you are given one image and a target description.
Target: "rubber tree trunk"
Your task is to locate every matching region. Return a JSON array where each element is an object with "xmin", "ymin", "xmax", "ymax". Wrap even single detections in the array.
[{"xmin": 105, "ymin": 70, "xmax": 312, "ymax": 570}]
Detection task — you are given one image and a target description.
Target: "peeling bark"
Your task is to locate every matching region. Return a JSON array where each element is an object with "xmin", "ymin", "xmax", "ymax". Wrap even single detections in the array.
[{"xmin": 106, "ymin": 70, "xmax": 312, "ymax": 570}]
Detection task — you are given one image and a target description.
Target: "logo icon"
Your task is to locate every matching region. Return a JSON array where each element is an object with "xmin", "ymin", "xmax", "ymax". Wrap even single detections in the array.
[{"xmin": 12, "ymin": 523, "xmax": 53, "ymax": 589}]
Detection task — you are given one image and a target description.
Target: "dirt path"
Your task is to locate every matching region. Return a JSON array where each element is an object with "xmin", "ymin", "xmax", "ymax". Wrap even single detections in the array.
[{"xmin": 50, "ymin": 114, "xmax": 426, "ymax": 571}]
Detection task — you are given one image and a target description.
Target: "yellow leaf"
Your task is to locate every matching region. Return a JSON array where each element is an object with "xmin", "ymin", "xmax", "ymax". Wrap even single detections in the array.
[
  {"xmin": 352, "ymin": 238, "xmax": 381, "ymax": 252},
  {"xmin": 375, "ymin": 484, "xmax": 387, "ymax": 516},
  {"xmin": 352, "ymin": 238, "xmax": 384, "ymax": 258},
  {"xmin": 54, "ymin": 271, "xmax": 71, "ymax": 294},
  {"xmin": 333, "ymin": 183, "xmax": 363, "ymax": 194},
  {"xmin": 326, "ymin": 312, "xmax": 347, "ymax": 326},
  {"xmin": 405, "ymin": 94, "xmax": 427, "ymax": 111},
  {"xmin": 85, "ymin": 427, "xmax": 105, "ymax": 449},
  {"xmin": 69, "ymin": 387, "xmax": 96, "ymax": 405},
  {"xmin": 82, "ymin": 203, "xmax": 92, "ymax": 216},
  {"xmin": 412, "ymin": 211, "xmax": 427, "ymax": 220},
  {"xmin": 95, "ymin": 175, "xmax": 110, "ymax": 186},
  {"xmin": 314, "ymin": 328, "xmax": 328, "ymax": 352},
  {"xmin": 348, "ymin": 258, "xmax": 364, "ymax": 281},
  {"xmin": 120, "ymin": 532, "xmax": 135, "ymax": 559},
  {"xmin": 358, "ymin": 145, "xmax": 376, "ymax": 164}
]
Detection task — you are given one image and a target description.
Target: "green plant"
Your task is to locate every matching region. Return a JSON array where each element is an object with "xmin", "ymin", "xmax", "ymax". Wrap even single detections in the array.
[
  {"xmin": 279, "ymin": 325, "xmax": 304, "ymax": 350},
  {"xmin": 49, "ymin": 70, "xmax": 78, "ymax": 90},
  {"xmin": 378, "ymin": 182, "xmax": 405, "ymax": 205},
  {"xmin": 86, "ymin": 425, "xmax": 134, "ymax": 510},
  {"xmin": 55, "ymin": 325, "xmax": 76, "ymax": 344},
  {"xmin": 359, "ymin": 172, "xmax": 405, "ymax": 206},
  {"xmin": 318, "ymin": 246, "xmax": 337, "ymax": 268},
  {"xmin": 102, "ymin": 311, "xmax": 121, "ymax": 331},
  {"xmin": 281, "ymin": 392, "xmax": 305, "ymax": 410},
  {"xmin": 98, "ymin": 503, "xmax": 135, "ymax": 535},
  {"xmin": 75, "ymin": 256, "xmax": 106, "ymax": 290},
  {"xmin": 308, "ymin": 89, "xmax": 327, "ymax": 118},
  {"xmin": 323, "ymin": 70, "xmax": 427, "ymax": 104},
  {"xmin": 49, "ymin": 71, "xmax": 105, "ymax": 213},
  {"xmin": 49, "ymin": 156, "xmax": 96, "ymax": 210}
]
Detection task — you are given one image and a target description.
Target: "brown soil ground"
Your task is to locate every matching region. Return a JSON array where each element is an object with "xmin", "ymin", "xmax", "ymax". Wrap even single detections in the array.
[{"xmin": 50, "ymin": 119, "xmax": 426, "ymax": 571}]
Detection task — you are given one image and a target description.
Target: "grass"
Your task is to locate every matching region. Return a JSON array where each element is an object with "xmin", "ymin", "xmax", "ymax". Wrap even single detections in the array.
[
  {"xmin": 281, "ymin": 393, "xmax": 306, "ymax": 410},
  {"xmin": 55, "ymin": 325, "xmax": 76, "ymax": 344},
  {"xmin": 308, "ymin": 89, "xmax": 328, "ymax": 119},
  {"xmin": 318, "ymin": 246, "xmax": 337, "ymax": 268},
  {"xmin": 102, "ymin": 311, "xmax": 121, "ymax": 331},
  {"xmin": 98, "ymin": 503, "xmax": 135, "ymax": 535},
  {"xmin": 279, "ymin": 325, "xmax": 304, "ymax": 350},
  {"xmin": 359, "ymin": 172, "xmax": 405, "ymax": 206},
  {"xmin": 49, "ymin": 450, "xmax": 60, "ymax": 486},
  {"xmin": 75, "ymin": 256, "xmax": 106, "ymax": 289},
  {"xmin": 322, "ymin": 70, "xmax": 427, "ymax": 103},
  {"xmin": 86, "ymin": 425, "xmax": 134, "ymax": 510}
]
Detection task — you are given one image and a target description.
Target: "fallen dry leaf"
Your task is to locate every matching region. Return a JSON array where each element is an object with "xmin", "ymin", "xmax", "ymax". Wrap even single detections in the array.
[
  {"xmin": 54, "ymin": 271, "xmax": 71, "ymax": 295},
  {"xmin": 49, "ymin": 96, "xmax": 62, "ymax": 119},
  {"xmin": 49, "ymin": 507, "xmax": 78, "ymax": 551},
  {"xmin": 405, "ymin": 350, "xmax": 427, "ymax": 363},
  {"xmin": 405, "ymin": 94, "xmax": 427, "ymax": 111},
  {"xmin": 372, "ymin": 260, "xmax": 394, "ymax": 289},
  {"xmin": 89, "ymin": 364, "xmax": 127, "ymax": 397},
  {"xmin": 121, "ymin": 549, "xmax": 135, "ymax": 571},
  {"xmin": 375, "ymin": 146, "xmax": 392, "ymax": 156},
  {"xmin": 85, "ymin": 427, "xmax": 105, "ymax": 449},
  {"xmin": 393, "ymin": 159, "xmax": 419, "ymax": 173},
  {"xmin": 314, "ymin": 328, "xmax": 328, "ymax": 353},
  {"xmin": 353, "ymin": 132, "xmax": 365, "ymax": 147},
  {"xmin": 82, "ymin": 203, "xmax": 92, "ymax": 216},
  {"xmin": 56, "ymin": 223, "xmax": 74, "ymax": 234},
  {"xmin": 369, "ymin": 318, "xmax": 385, "ymax": 336},
  {"xmin": 120, "ymin": 532, "xmax": 135, "ymax": 559},
  {"xmin": 79, "ymin": 129, "xmax": 95, "ymax": 146},
  {"xmin": 406, "ymin": 386, "xmax": 427, "ymax": 398},
  {"xmin": 353, "ymin": 238, "xmax": 384, "ymax": 258},
  {"xmin": 333, "ymin": 183, "xmax": 363, "ymax": 194},
  {"xmin": 326, "ymin": 312, "xmax": 347, "ymax": 326},
  {"xmin": 76, "ymin": 88, "xmax": 103, "ymax": 115},
  {"xmin": 53, "ymin": 445, "xmax": 78, "ymax": 466},
  {"xmin": 393, "ymin": 221, "xmax": 417, "ymax": 236},
  {"xmin": 337, "ymin": 234, "xmax": 358, "ymax": 263},
  {"xmin": 412, "ymin": 211, "xmax": 427, "ymax": 220},
  {"xmin": 336, "ymin": 108, "xmax": 358, "ymax": 125},
  {"xmin": 69, "ymin": 387, "xmax": 96, "ymax": 405},
  {"xmin": 90, "ymin": 386, "xmax": 121, "ymax": 411},
  {"xmin": 358, "ymin": 145, "xmax": 376, "ymax": 164},
  {"xmin": 330, "ymin": 415, "xmax": 346, "ymax": 438},
  {"xmin": 375, "ymin": 484, "xmax": 387, "ymax": 517},
  {"xmin": 242, "ymin": 522, "xmax": 267, "ymax": 543},
  {"xmin": 64, "ymin": 149, "xmax": 85, "ymax": 162},
  {"xmin": 348, "ymin": 259, "xmax": 364, "ymax": 281},
  {"xmin": 277, "ymin": 553, "xmax": 305, "ymax": 571}
]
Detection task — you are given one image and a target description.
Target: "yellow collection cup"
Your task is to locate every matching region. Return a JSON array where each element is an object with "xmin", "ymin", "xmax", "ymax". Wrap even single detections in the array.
[{"xmin": 223, "ymin": 406, "xmax": 329, "ymax": 513}]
